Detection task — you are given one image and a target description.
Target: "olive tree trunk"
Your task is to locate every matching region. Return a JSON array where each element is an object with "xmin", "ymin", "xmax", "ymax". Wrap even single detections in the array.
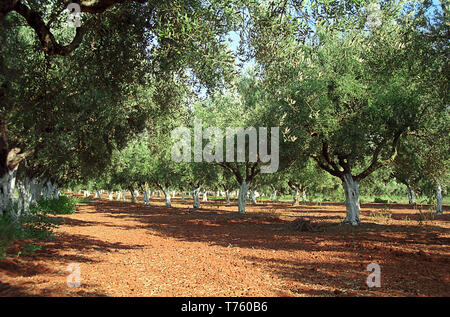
[
  {"xmin": 162, "ymin": 188, "xmax": 171, "ymax": 207},
  {"xmin": 293, "ymin": 188, "xmax": 299, "ymax": 206},
  {"xmin": 436, "ymin": 185, "xmax": 443, "ymax": 215},
  {"xmin": 0, "ymin": 167, "xmax": 18, "ymax": 217},
  {"xmin": 130, "ymin": 190, "xmax": 137, "ymax": 203},
  {"xmin": 192, "ymin": 187, "xmax": 201, "ymax": 208},
  {"xmin": 249, "ymin": 189, "xmax": 257, "ymax": 205},
  {"xmin": 238, "ymin": 181, "xmax": 249, "ymax": 214},
  {"xmin": 407, "ymin": 185, "xmax": 415, "ymax": 205},
  {"xmin": 341, "ymin": 173, "xmax": 361, "ymax": 226}
]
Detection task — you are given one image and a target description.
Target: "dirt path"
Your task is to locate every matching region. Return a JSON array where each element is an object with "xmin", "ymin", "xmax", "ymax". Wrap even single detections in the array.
[{"xmin": 1, "ymin": 197, "xmax": 449, "ymax": 297}]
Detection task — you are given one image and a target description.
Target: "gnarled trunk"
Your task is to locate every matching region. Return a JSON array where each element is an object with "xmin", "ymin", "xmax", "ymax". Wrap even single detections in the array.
[
  {"xmin": 238, "ymin": 181, "xmax": 249, "ymax": 214},
  {"xmin": 341, "ymin": 173, "xmax": 361, "ymax": 226}
]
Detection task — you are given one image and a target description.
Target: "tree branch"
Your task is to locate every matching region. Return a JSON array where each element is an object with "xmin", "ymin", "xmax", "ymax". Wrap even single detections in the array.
[
  {"xmin": 355, "ymin": 131, "xmax": 403, "ymax": 181},
  {"xmin": 13, "ymin": 1, "xmax": 86, "ymax": 56}
]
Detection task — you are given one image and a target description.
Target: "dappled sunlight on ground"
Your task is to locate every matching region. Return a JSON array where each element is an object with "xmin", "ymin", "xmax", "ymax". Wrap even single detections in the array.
[{"xmin": 0, "ymin": 194, "xmax": 449, "ymax": 297}]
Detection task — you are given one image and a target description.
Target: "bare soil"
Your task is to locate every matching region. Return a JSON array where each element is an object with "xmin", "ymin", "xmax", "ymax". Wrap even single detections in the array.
[{"xmin": 1, "ymin": 195, "xmax": 449, "ymax": 297}]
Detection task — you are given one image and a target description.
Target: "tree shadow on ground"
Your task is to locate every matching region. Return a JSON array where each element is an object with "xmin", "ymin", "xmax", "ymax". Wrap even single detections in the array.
[
  {"xmin": 0, "ymin": 279, "xmax": 109, "ymax": 297},
  {"xmin": 0, "ymin": 227, "xmax": 145, "ymax": 296},
  {"xmin": 239, "ymin": 253, "xmax": 450, "ymax": 297},
  {"xmin": 89, "ymin": 200, "xmax": 450, "ymax": 252}
]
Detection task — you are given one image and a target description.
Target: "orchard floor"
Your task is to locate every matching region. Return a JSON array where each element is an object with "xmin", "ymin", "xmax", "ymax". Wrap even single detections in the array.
[{"xmin": 0, "ymin": 195, "xmax": 449, "ymax": 297}]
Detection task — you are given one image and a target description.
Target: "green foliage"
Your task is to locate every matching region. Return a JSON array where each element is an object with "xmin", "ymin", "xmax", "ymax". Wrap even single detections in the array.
[
  {"xmin": 373, "ymin": 197, "xmax": 389, "ymax": 204},
  {"xmin": 0, "ymin": 213, "xmax": 59, "ymax": 259},
  {"xmin": 0, "ymin": 195, "xmax": 80, "ymax": 258},
  {"xmin": 32, "ymin": 196, "xmax": 77, "ymax": 215}
]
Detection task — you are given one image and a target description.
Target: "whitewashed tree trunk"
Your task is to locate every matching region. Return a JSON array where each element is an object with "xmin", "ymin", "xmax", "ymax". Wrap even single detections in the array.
[
  {"xmin": 225, "ymin": 190, "xmax": 230, "ymax": 203},
  {"xmin": 181, "ymin": 191, "xmax": 185, "ymax": 202},
  {"xmin": 143, "ymin": 190, "xmax": 149, "ymax": 205},
  {"xmin": 16, "ymin": 176, "xmax": 34, "ymax": 219},
  {"xmin": 249, "ymin": 189, "xmax": 257, "ymax": 205},
  {"xmin": 163, "ymin": 188, "xmax": 171, "ymax": 207},
  {"xmin": 115, "ymin": 191, "xmax": 121, "ymax": 200},
  {"xmin": 0, "ymin": 167, "xmax": 17, "ymax": 218},
  {"xmin": 407, "ymin": 185, "xmax": 415, "ymax": 205},
  {"xmin": 293, "ymin": 188, "xmax": 299, "ymax": 206},
  {"xmin": 43, "ymin": 181, "xmax": 52, "ymax": 200},
  {"xmin": 149, "ymin": 190, "xmax": 153, "ymax": 199},
  {"xmin": 271, "ymin": 190, "xmax": 277, "ymax": 201},
  {"xmin": 130, "ymin": 190, "xmax": 137, "ymax": 203},
  {"xmin": 96, "ymin": 190, "xmax": 102, "ymax": 199},
  {"xmin": 193, "ymin": 187, "xmax": 201, "ymax": 209},
  {"xmin": 30, "ymin": 178, "xmax": 43, "ymax": 205},
  {"xmin": 122, "ymin": 190, "xmax": 126, "ymax": 202},
  {"xmin": 302, "ymin": 188, "xmax": 307, "ymax": 204},
  {"xmin": 172, "ymin": 190, "xmax": 175, "ymax": 198},
  {"xmin": 202, "ymin": 191, "xmax": 208, "ymax": 202},
  {"xmin": 238, "ymin": 182, "xmax": 249, "ymax": 214},
  {"xmin": 108, "ymin": 191, "xmax": 113, "ymax": 200},
  {"xmin": 342, "ymin": 173, "xmax": 361, "ymax": 226},
  {"xmin": 436, "ymin": 185, "xmax": 443, "ymax": 215}
]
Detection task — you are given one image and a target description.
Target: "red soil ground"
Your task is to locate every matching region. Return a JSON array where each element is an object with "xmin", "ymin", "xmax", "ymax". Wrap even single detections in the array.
[{"xmin": 0, "ymin": 195, "xmax": 449, "ymax": 297}]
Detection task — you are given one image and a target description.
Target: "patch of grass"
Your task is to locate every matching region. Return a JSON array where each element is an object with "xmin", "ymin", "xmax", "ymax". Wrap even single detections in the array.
[
  {"xmin": 70, "ymin": 196, "xmax": 92, "ymax": 204},
  {"xmin": 369, "ymin": 205, "xmax": 392, "ymax": 224},
  {"xmin": 416, "ymin": 206, "xmax": 436, "ymax": 228},
  {"xmin": 0, "ymin": 213, "xmax": 60, "ymax": 259},
  {"xmin": 0, "ymin": 196, "xmax": 78, "ymax": 259}
]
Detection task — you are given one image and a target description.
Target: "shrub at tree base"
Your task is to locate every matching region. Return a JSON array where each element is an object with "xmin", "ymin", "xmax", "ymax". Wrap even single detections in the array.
[
  {"xmin": 0, "ymin": 196, "xmax": 79, "ymax": 258},
  {"xmin": 0, "ymin": 213, "xmax": 59, "ymax": 258},
  {"xmin": 33, "ymin": 196, "xmax": 77, "ymax": 215}
]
